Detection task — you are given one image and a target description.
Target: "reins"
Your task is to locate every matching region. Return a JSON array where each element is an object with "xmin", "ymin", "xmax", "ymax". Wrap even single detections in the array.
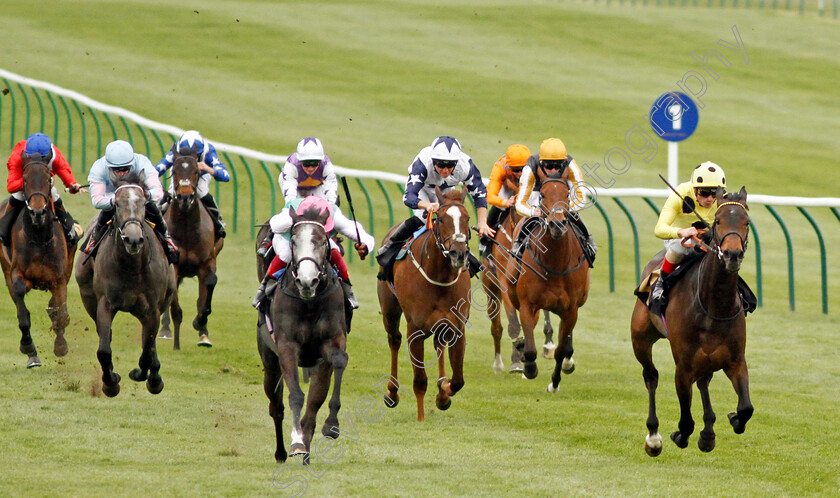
[{"xmin": 408, "ymin": 201, "xmax": 468, "ymax": 287}]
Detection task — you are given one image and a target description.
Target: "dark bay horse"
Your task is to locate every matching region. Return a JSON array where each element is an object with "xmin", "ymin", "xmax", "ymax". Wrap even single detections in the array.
[
  {"xmin": 257, "ymin": 204, "xmax": 347, "ymax": 462},
  {"xmin": 159, "ymin": 151, "xmax": 223, "ymax": 349},
  {"xmin": 0, "ymin": 154, "xmax": 77, "ymax": 367},
  {"xmin": 482, "ymin": 205, "xmax": 558, "ymax": 374},
  {"xmin": 377, "ymin": 186, "xmax": 470, "ymax": 422},
  {"xmin": 631, "ymin": 187, "xmax": 753, "ymax": 456},
  {"xmin": 505, "ymin": 168, "xmax": 590, "ymax": 390},
  {"xmin": 75, "ymin": 171, "xmax": 176, "ymax": 397}
]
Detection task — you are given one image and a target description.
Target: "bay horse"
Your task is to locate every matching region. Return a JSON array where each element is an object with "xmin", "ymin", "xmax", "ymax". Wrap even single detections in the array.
[
  {"xmin": 257, "ymin": 203, "xmax": 347, "ymax": 462},
  {"xmin": 159, "ymin": 151, "xmax": 223, "ymax": 349},
  {"xmin": 0, "ymin": 154, "xmax": 76, "ymax": 367},
  {"xmin": 377, "ymin": 186, "xmax": 470, "ymax": 422},
  {"xmin": 75, "ymin": 170, "xmax": 176, "ymax": 397},
  {"xmin": 631, "ymin": 187, "xmax": 753, "ymax": 456},
  {"xmin": 505, "ymin": 168, "xmax": 590, "ymax": 390},
  {"xmin": 482, "ymin": 205, "xmax": 558, "ymax": 374}
]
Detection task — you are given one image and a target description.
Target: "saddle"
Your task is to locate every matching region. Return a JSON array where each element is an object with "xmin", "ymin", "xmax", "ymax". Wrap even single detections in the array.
[
  {"xmin": 376, "ymin": 226, "xmax": 428, "ymax": 283},
  {"xmin": 634, "ymin": 251, "xmax": 757, "ymax": 315}
]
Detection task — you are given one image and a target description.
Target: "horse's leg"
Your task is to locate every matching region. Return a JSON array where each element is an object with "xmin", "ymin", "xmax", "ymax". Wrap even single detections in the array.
[
  {"xmin": 194, "ymin": 263, "xmax": 217, "ymax": 346},
  {"xmin": 547, "ymin": 307, "xmax": 578, "ymax": 393},
  {"xmin": 260, "ymin": 342, "xmax": 286, "ymax": 462},
  {"xmin": 696, "ymin": 373, "xmax": 716, "ymax": 452},
  {"xmin": 670, "ymin": 366, "xmax": 695, "ymax": 449},
  {"xmin": 504, "ymin": 294, "xmax": 523, "ymax": 373},
  {"xmin": 542, "ymin": 310, "xmax": 556, "ymax": 358},
  {"xmin": 130, "ymin": 311, "xmax": 164, "ymax": 394},
  {"xmin": 518, "ymin": 303, "xmax": 540, "ymax": 379},
  {"xmin": 406, "ymin": 322, "xmax": 428, "ymax": 422},
  {"xmin": 484, "ymin": 274, "xmax": 505, "ymax": 374},
  {"xmin": 6, "ymin": 273, "xmax": 40, "ymax": 367},
  {"xmin": 434, "ymin": 333, "xmax": 452, "ymax": 411},
  {"xmin": 724, "ymin": 360, "xmax": 753, "ymax": 435},
  {"xmin": 171, "ymin": 285, "xmax": 183, "ymax": 350},
  {"xmin": 436, "ymin": 328, "xmax": 465, "ymax": 411},
  {"xmin": 159, "ymin": 309, "xmax": 172, "ymax": 339},
  {"xmin": 95, "ymin": 298, "xmax": 121, "ymax": 397},
  {"xmin": 47, "ymin": 283, "xmax": 70, "ymax": 357},
  {"xmin": 378, "ymin": 283, "xmax": 403, "ymax": 408},
  {"xmin": 322, "ymin": 340, "xmax": 348, "ymax": 439},
  {"xmin": 632, "ymin": 300, "xmax": 663, "ymax": 456},
  {"xmin": 301, "ymin": 362, "xmax": 332, "ymax": 457},
  {"xmin": 277, "ymin": 343, "xmax": 307, "ymax": 458}
]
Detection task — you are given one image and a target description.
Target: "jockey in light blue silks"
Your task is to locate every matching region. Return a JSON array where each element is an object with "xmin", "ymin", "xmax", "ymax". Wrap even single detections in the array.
[
  {"xmin": 84, "ymin": 140, "xmax": 179, "ymax": 264},
  {"xmin": 155, "ymin": 130, "xmax": 230, "ymax": 241}
]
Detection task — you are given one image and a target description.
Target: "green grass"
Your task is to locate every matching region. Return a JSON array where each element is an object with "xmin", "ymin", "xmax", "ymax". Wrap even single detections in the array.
[{"xmin": 1, "ymin": 1, "xmax": 839, "ymax": 496}]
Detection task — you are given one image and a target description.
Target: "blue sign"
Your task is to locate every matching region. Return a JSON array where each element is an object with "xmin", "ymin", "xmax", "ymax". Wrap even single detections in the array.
[{"xmin": 649, "ymin": 92, "xmax": 699, "ymax": 142}]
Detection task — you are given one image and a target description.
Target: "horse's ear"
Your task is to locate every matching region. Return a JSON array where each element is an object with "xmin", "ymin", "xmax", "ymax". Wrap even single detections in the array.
[
  {"xmin": 536, "ymin": 165, "xmax": 546, "ymax": 182},
  {"xmin": 138, "ymin": 169, "xmax": 147, "ymax": 185},
  {"xmin": 434, "ymin": 185, "xmax": 444, "ymax": 203},
  {"xmin": 459, "ymin": 185, "xmax": 467, "ymax": 201},
  {"xmin": 738, "ymin": 186, "xmax": 747, "ymax": 204},
  {"xmin": 715, "ymin": 186, "xmax": 725, "ymax": 202},
  {"xmin": 108, "ymin": 169, "xmax": 120, "ymax": 185},
  {"xmin": 289, "ymin": 206, "xmax": 299, "ymax": 224}
]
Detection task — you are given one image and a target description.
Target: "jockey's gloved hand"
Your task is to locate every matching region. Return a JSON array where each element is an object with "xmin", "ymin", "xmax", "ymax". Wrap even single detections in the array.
[
  {"xmin": 68, "ymin": 183, "xmax": 82, "ymax": 194},
  {"xmin": 355, "ymin": 243, "xmax": 369, "ymax": 260}
]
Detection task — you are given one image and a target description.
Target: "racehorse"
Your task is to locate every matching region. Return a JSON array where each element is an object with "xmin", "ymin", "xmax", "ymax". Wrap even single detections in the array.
[
  {"xmin": 75, "ymin": 170, "xmax": 176, "ymax": 397},
  {"xmin": 377, "ymin": 186, "xmax": 470, "ymax": 422},
  {"xmin": 482, "ymin": 206, "xmax": 558, "ymax": 374},
  {"xmin": 505, "ymin": 168, "xmax": 590, "ymax": 390},
  {"xmin": 158, "ymin": 151, "xmax": 223, "ymax": 349},
  {"xmin": 631, "ymin": 187, "xmax": 753, "ymax": 456},
  {"xmin": 0, "ymin": 154, "xmax": 76, "ymax": 367},
  {"xmin": 257, "ymin": 203, "xmax": 348, "ymax": 462}
]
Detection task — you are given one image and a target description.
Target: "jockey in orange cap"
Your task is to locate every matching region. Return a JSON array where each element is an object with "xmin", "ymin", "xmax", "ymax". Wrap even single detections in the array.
[{"xmin": 478, "ymin": 144, "xmax": 531, "ymax": 259}]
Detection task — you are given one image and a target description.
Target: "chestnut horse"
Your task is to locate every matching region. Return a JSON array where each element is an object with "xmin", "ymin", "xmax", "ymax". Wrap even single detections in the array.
[
  {"xmin": 0, "ymin": 154, "xmax": 77, "ymax": 367},
  {"xmin": 631, "ymin": 187, "xmax": 753, "ymax": 456},
  {"xmin": 482, "ymin": 206, "xmax": 558, "ymax": 374},
  {"xmin": 257, "ymin": 203, "xmax": 347, "ymax": 462},
  {"xmin": 377, "ymin": 187, "xmax": 471, "ymax": 422},
  {"xmin": 75, "ymin": 171, "xmax": 176, "ymax": 397},
  {"xmin": 159, "ymin": 151, "xmax": 223, "ymax": 349},
  {"xmin": 506, "ymin": 168, "xmax": 590, "ymax": 390}
]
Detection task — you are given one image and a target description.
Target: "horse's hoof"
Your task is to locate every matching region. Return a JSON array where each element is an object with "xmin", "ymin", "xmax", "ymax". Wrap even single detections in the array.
[
  {"xmin": 147, "ymin": 377, "xmax": 164, "ymax": 395},
  {"xmin": 509, "ymin": 362, "xmax": 524, "ymax": 373},
  {"xmin": 728, "ymin": 412, "xmax": 746, "ymax": 434},
  {"xmin": 670, "ymin": 431, "xmax": 689, "ymax": 449},
  {"xmin": 384, "ymin": 392, "xmax": 399, "ymax": 408},
  {"xmin": 436, "ymin": 394, "xmax": 452, "ymax": 410},
  {"xmin": 102, "ymin": 382, "xmax": 121, "ymax": 397},
  {"xmin": 645, "ymin": 433, "xmax": 663, "ymax": 457},
  {"xmin": 493, "ymin": 357, "xmax": 504, "ymax": 375},
  {"xmin": 698, "ymin": 434, "xmax": 716, "ymax": 452},
  {"xmin": 54, "ymin": 337, "xmax": 69, "ymax": 357},
  {"xmin": 192, "ymin": 317, "xmax": 206, "ymax": 331},
  {"xmin": 158, "ymin": 330, "xmax": 172, "ymax": 340},
  {"xmin": 542, "ymin": 343, "xmax": 556, "ymax": 359},
  {"xmin": 546, "ymin": 382, "xmax": 560, "ymax": 393},
  {"xmin": 322, "ymin": 424, "xmax": 339, "ymax": 439},
  {"xmin": 290, "ymin": 444, "xmax": 308, "ymax": 459},
  {"xmin": 274, "ymin": 449, "xmax": 287, "ymax": 463},
  {"xmin": 20, "ymin": 342, "xmax": 37, "ymax": 356},
  {"xmin": 523, "ymin": 362, "xmax": 538, "ymax": 379},
  {"xmin": 129, "ymin": 368, "xmax": 147, "ymax": 382},
  {"xmin": 197, "ymin": 335, "xmax": 213, "ymax": 347},
  {"xmin": 561, "ymin": 357, "xmax": 575, "ymax": 374},
  {"xmin": 26, "ymin": 356, "xmax": 42, "ymax": 368}
]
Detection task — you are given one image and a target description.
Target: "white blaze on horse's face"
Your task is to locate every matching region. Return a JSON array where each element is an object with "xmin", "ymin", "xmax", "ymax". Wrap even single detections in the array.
[
  {"xmin": 292, "ymin": 222, "xmax": 326, "ymax": 299},
  {"xmin": 444, "ymin": 205, "xmax": 469, "ymax": 268}
]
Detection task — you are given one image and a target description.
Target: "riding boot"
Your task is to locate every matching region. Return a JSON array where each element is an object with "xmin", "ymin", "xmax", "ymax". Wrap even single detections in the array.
[
  {"xmin": 145, "ymin": 200, "xmax": 179, "ymax": 264},
  {"xmin": 569, "ymin": 213, "xmax": 597, "ymax": 266},
  {"xmin": 83, "ymin": 209, "xmax": 115, "ymax": 257},
  {"xmin": 200, "ymin": 194, "xmax": 226, "ymax": 240},
  {"xmin": 649, "ymin": 274, "xmax": 669, "ymax": 316},
  {"xmin": 256, "ymin": 231, "xmax": 273, "ymax": 258},
  {"xmin": 510, "ymin": 227, "xmax": 530, "ymax": 259},
  {"xmin": 53, "ymin": 198, "xmax": 83, "ymax": 245},
  {"xmin": 480, "ymin": 206, "xmax": 503, "ymax": 259},
  {"xmin": 376, "ymin": 216, "xmax": 424, "ymax": 265},
  {"xmin": 0, "ymin": 197, "xmax": 26, "ymax": 247},
  {"xmin": 253, "ymin": 273, "xmax": 272, "ymax": 309},
  {"xmin": 340, "ymin": 279, "xmax": 359, "ymax": 310}
]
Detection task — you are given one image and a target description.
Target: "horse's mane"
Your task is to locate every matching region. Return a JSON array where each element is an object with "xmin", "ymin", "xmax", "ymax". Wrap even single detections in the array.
[{"xmin": 438, "ymin": 187, "xmax": 466, "ymax": 204}]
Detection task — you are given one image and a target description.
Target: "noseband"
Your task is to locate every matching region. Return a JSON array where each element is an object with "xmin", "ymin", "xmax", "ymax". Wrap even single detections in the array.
[
  {"xmin": 22, "ymin": 161, "xmax": 54, "ymax": 213},
  {"xmin": 289, "ymin": 220, "xmax": 331, "ymax": 283},
  {"xmin": 431, "ymin": 201, "xmax": 469, "ymax": 258},
  {"xmin": 710, "ymin": 201, "xmax": 749, "ymax": 260},
  {"xmin": 538, "ymin": 179, "xmax": 570, "ymax": 232}
]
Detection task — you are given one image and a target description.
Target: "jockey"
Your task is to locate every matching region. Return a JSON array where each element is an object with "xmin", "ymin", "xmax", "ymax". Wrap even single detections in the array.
[
  {"xmin": 257, "ymin": 137, "xmax": 339, "ymax": 259},
  {"xmin": 280, "ymin": 137, "xmax": 338, "ymax": 204},
  {"xmin": 84, "ymin": 140, "xmax": 179, "ymax": 264},
  {"xmin": 510, "ymin": 138, "xmax": 597, "ymax": 265},
  {"xmin": 0, "ymin": 133, "xmax": 84, "ymax": 247},
  {"xmin": 155, "ymin": 130, "xmax": 230, "ymax": 241},
  {"xmin": 478, "ymin": 144, "xmax": 531, "ymax": 259},
  {"xmin": 253, "ymin": 196, "xmax": 374, "ymax": 310},
  {"xmin": 649, "ymin": 161, "xmax": 726, "ymax": 314},
  {"xmin": 376, "ymin": 136, "xmax": 493, "ymax": 264}
]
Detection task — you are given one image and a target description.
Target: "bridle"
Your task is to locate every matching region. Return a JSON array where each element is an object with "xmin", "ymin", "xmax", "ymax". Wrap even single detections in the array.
[
  {"xmin": 22, "ymin": 160, "xmax": 54, "ymax": 213},
  {"xmin": 114, "ymin": 184, "xmax": 147, "ymax": 239},
  {"xmin": 710, "ymin": 201, "xmax": 749, "ymax": 259},
  {"xmin": 288, "ymin": 220, "xmax": 331, "ymax": 285},
  {"xmin": 430, "ymin": 201, "xmax": 469, "ymax": 258},
  {"xmin": 537, "ymin": 178, "xmax": 571, "ymax": 236},
  {"xmin": 172, "ymin": 157, "xmax": 198, "ymax": 205}
]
